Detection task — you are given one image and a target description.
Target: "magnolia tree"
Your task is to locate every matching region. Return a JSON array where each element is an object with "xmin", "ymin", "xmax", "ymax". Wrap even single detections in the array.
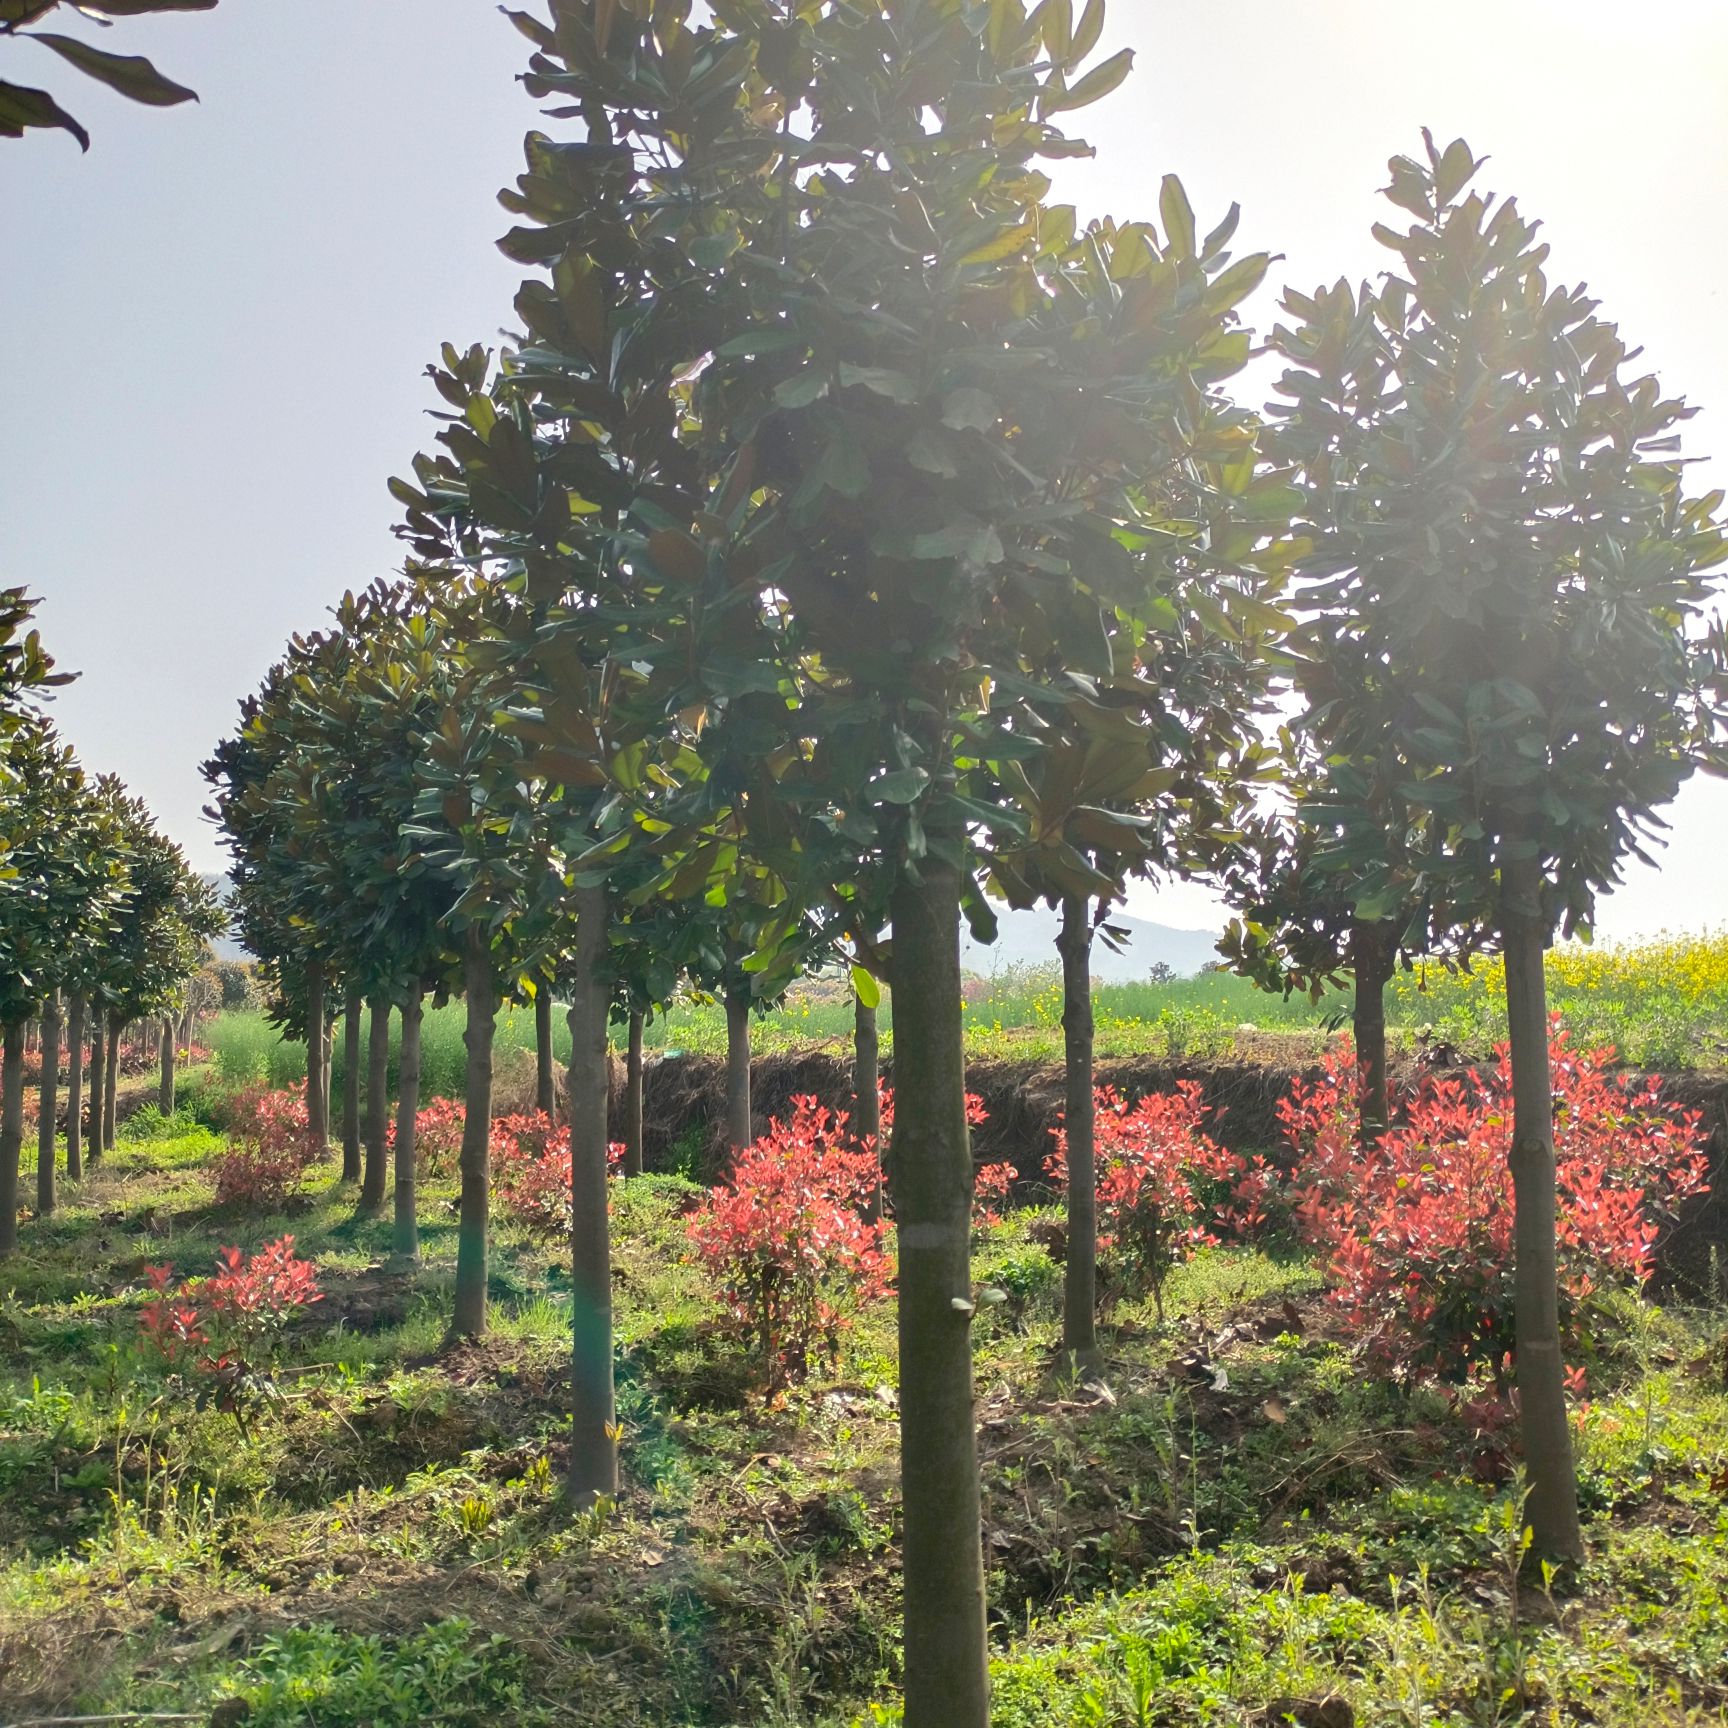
[
  {"xmin": 1, "ymin": 0, "xmax": 218, "ymax": 152},
  {"xmin": 1266, "ymin": 133, "xmax": 1728, "ymax": 1559}
]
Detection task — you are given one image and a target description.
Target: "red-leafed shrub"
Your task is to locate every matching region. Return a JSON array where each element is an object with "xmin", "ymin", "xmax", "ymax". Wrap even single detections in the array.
[
  {"xmin": 1046, "ymin": 1083, "xmax": 1270, "ymax": 1320},
  {"xmin": 687, "ymin": 1095, "xmax": 889, "ymax": 1388},
  {"xmin": 138, "ymin": 1235, "xmax": 323, "ymax": 1433},
  {"xmin": 973, "ymin": 1162, "xmax": 1018, "ymax": 1233},
  {"xmin": 212, "ymin": 1086, "xmax": 321, "ymax": 1210},
  {"xmin": 388, "ymin": 1096, "xmax": 467, "ymax": 1178},
  {"xmin": 1284, "ymin": 1024, "xmax": 1710, "ymax": 1389},
  {"xmin": 491, "ymin": 1110, "xmax": 624, "ymax": 1240}
]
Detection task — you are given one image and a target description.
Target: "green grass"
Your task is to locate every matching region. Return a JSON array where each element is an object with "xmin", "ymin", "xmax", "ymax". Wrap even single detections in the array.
[
  {"xmin": 6, "ymin": 1105, "xmax": 1728, "ymax": 1724},
  {"xmin": 206, "ymin": 928, "xmax": 1728, "ymax": 1091}
]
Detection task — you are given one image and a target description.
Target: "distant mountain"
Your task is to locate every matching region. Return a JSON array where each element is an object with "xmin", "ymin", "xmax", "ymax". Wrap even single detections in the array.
[{"xmin": 961, "ymin": 904, "xmax": 1222, "ymax": 982}]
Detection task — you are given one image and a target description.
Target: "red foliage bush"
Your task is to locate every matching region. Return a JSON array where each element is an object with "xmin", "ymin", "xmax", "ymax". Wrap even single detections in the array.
[
  {"xmin": 139, "ymin": 1235, "xmax": 323, "ymax": 1432},
  {"xmin": 687, "ymin": 1095, "xmax": 889, "ymax": 1387},
  {"xmin": 491, "ymin": 1110, "xmax": 624, "ymax": 1240},
  {"xmin": 212, "ymin": 1086, "xmax": 321, "ymax": 1210},
  {"xmin": 1046, "ymin": 1083, "xmax": 1270, "ymax": 1319},
  {"xmin": 1283, "ymin": 1024, "xmax": 1710, "ymax": 1388},
  {"xmin": 388, "ymin": 1096, "xmax": 467, "ymax": 1178}
]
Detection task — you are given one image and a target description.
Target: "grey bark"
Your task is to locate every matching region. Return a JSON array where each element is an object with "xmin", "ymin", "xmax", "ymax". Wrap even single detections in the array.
[
  {"xmin": 1501, "ymin": 850, "xmax": 1585, "ymax": 1562},
  {"xmin": 1, "ymin": 1022, "xmax": 24, "ymax": 1257},
  {"xmin": 304, "ymin": 961, "xmax": 328, "ymax": 1154},
  {"xmin": 341, "ymin": 988, "xmax": 362, "ymax": 1182},
  {"xmin": 392, "ymin": 984, "xmax": 424, "ymax": 1265},
  {"xmin": 535, "ymin": 986, "xmax": 557, "ymax": 1117},
  {"xmin": 452, "ymin": 929, "xmax": 497, "ymax": 1339},
  {"xmin": 65, "ymin": 995, "xmax": 85, "ymax": 1183},
  {"xmin": 37, "ymin": 993, "xmax": 62, "ymax": 1216},
  {"xmin": 360, "ymin": 996, "xmax": 390, "ymax": 1213},
  {"xmin": 85, "ymin": 1011, "xmax": 104, "ymax": 1162},
  {"xmin": 724, "ymin": 987, "xmax": 752, "ymax": 1156},
  {"xmin": 887, "ymin": 858, "xmax": 990, "ymax": 1728},
  {"xmin": 854, "ymin": 988, "xmax": 882, "ymax": 1223},
  {"xmin": 1058, "ymin": 895, "xmax": 1101, "ymax": 1368},
  {"xmin": 157, "ymin": 1014, "xmax": 174, "ymax": 1117},
  {"xmin": 621, "ymin": 1007, "xmax": 644, "ymax": 1178},
  {"xmin": 1349, "ymin": 918, "xmax": 1395, "ymax": 1142},
  {"xmin": 101, "ymin": 1014, "xmax": 121, "ymax": 1153},
  {"xmin": 567, "ymin": 882, "xmax": 618, "ymax": 1504}
]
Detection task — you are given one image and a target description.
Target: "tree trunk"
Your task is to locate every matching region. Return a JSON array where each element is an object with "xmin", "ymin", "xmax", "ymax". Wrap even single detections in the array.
[
  {"xmin": 322, "ymin": 1017, "xmax": 334, "ymax": 1141},
  {"xmin": 157, "ymin": 1014, "xmax": 175, "ymax": 1117},
  {"xmin": 65, "ymin": 995, "xmax": 85, "ymax": 1183},
  {"xmin": 0, "ymin": 1022, "xmax": 25, "ymax": 1257},
  {"xmin": 535, "ymin": 986, "xmax": 557, "ymax": 1117},
  {"xmin": 360, "ymin": 996, "xmax": 390, "ymax": 1214},
  {"xmin": 621, "ymin": 1008, "xmax": 644, "ymax": 1178},
  {"xmin": 102, "ymin": 1015, "xmax": 121, "ymax": 1153},
  {"xmin": 341, "ymin": 988, "xmax": 362, "ymax": 1183},
  {"xmin": 1500, "ymin": 851, "xmax": 1585, "ymax": 1562},
  {"xmin": 86, "ymin": 1011, "xmax": 105, "ymax": 1163},
  {"xmin": 452, "ymin": 930, "xmax": 497, "ymax": 1339},
  {"xmin": 567, "ymin": 881, "xmax": 618, "ymax": 1505},
  {"xmin": 887, "ymin": 858, "xmax": 990, "ymax": 1728},
  {"xmin": 854, "ymin": 987, "xmax": 882, "ymax": 1223},
  {"xmin": 304, "ymin": 962, "xmax": 329, "ymax": 1155},
  {"xmin": 392, "ymin": 984, "xmax": 424, "ymax": 1265},
  {"xmin": 724, "ymin": 987, "xmax": 752, "ymax": 1156},
  {"xmin": 1058, "ymin": 895, "xmax": 1101, "ymax": 1368},
  {"xmin": 37, "ymin": 994, "xmax": 62, "ymax": 1217},
  {"xmin": 1349, "ymin": 918, "xmax": 1395, "ymax": 1142}
]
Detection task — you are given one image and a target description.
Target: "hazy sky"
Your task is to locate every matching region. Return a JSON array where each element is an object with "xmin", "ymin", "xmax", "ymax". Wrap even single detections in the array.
[{"xmin": 4, "ymin": 0, "xmax": 1725, "ymax": 943}]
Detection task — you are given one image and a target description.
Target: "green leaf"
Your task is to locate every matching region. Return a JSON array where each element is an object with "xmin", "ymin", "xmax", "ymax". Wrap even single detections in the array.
[
  {"xmin": 911, "ymin": 516, "xmax": 1004, "ymax": 566},
  {"xmin": 1158, "ymin": 174, "xmax": 1196, "ymax": 258},
  {"xmin": 850, "ymin": 964, "xmax": 881, "ymax": 1009},
  {"xmin": 717, "ymin": 327, "xmax": 805, "ymax": 358},
  {"xmin": 872, "ymin": 767, "xmax": 930, "ymax": 804},
  {"xmin": 774, "ymin": 370, "xmax": 829, "ymax": 410},
  {"xmin": 0, "ymin": 77, "xmax": 89, "ymax": 148},
  {"xmin": 941, "ymin": 388, "xmax": 997, "ymax": 432},
  {"xmin": 958, "ymin": 217, "xmax": 1037, "ymax": 266},
  {"xmin": 27, "ymin": 32, "xmax": 197, "ymax": 106},
  {"xmin": 905, "ymin": 428, "xmax": 958, "ymax": 477},
  {"xmin": 1069, "ymin": 0, "xmax": 1105, "ymax": 62},
  {"xmin": 838, "ymin": 362, "xmax": 919, "ymax": 403},
  {"xmin": 1041, "ymin": 46, "xmax": 1132, "ymax": 115}
]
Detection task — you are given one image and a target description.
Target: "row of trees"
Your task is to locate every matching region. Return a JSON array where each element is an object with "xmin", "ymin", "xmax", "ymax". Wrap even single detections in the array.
[
  {"xmin": 186, "ymin": 7, "xmax": 1728, "ymax": 1723},
  {"xmin": 0, "ymin": 594, "xmax": 224, "ymax": 1256}
]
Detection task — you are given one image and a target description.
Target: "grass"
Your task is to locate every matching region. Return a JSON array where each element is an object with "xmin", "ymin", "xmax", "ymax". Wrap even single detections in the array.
[
  {"xmin": 206, "ymin": 928, "xmax": 1728, "ymax": 1099},
  {"xmin": 5, "ymin": 1099, "xmax": 1728, "ymax": 1723}
]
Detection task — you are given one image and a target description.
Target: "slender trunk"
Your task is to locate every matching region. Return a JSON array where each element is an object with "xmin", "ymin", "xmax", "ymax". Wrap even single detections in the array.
[
  {"xmin": 37, "ymin": 994, "xmax": 62, "ymax": 1217},
  {"xmin": 86, "ymin": 1012, "xmax": 105, "ymax": 1162},
  {"xmin": 535, "ymin": 986, "xmax": 557, "ymax": 1117},
  {"xmin": 157, "ymin": 1014, "xmax": 175, "ymax": 1117},
  {"xmin": 341, "ymin": 988, "xmax": 362, "ymax": 1182},
  {"xmin": 854, "ymin": 988, "xmax": 882, "ymax": 1224},
  {"xmin": 321, "ymin": 1019, "xmax": 334, "ymax": 1140},
  {"xmin": 0, "ymin": 1022, "xmax": 24, "ymax": 1257},
  {"xmin": 621, "ymin": 1007, "xmax": 644, "ymax": 1178},
  {"xmin": 724, "ymin": 987, "xmax": 752, "ymax": 1156},
  {"xmin": 1501, "ymin": 851, "xmax": 1585, "ymax": 1562},
  {"xmin": 452, "ymin": 931, "xmax": 497, "ymax": 1339},
  {"xmin": 392, "ymin": 984, "xmax": 424, "ymax": 1265},
  {"xmin": 1059, "ymin": 895, "xmax": 1101, "ymax": 1367},
  {"xmin": 887, "ymin": 858, "xmax": 990, "ymax": 1728},
  {"xmin": 1349, "ymin": 918, "xmax": 1394, "ymax": 1142},
  {"xmin": 102, "ymin": 1015, "xmax": 121, "ymax": 1152},
  {"xmin": 304, "ymin": 962, "xmax": 328, "ymax": 1155},
  {"xmin": 567, "ymin": 882, "xmax": 618, "ymax": 1504},
  {"xmin": 360, "ymin": 996, "xmax": 390, "ymax": 1214},
  {"xmin": 65, "ymin": 996, "xmax": 85, "ymax": 1183}
]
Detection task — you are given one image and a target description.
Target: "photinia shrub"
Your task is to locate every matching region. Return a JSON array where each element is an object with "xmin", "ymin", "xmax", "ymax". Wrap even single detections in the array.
[
  {"xmin": 1283, "ymin": 1023, "xmax": 1710, "ymax": 1389},
  {"xmin": 388, "ymin": 1096, "xmax": 468, "ymax": 1179},
  {"xmin": 138, "ymin": 1235, "xmax": 323, "ymax": 1434},
  {"xmin": 213, "ymin": 1086, "xmax": 321, "ymax": 1210},
  {"xmin": 492, "ymin": 1110, "xmax": 624, "ymax": 1240},
  {"xmin": 1046, "ymin": 1083, "xmax": 1270, "ymax": 1321},
  {"xmin": 687, "ymin": 1095, "xmax": 889, "ymax": 1388},
  {"xmin": 973, "ymin": 1161, "xmax": 1018, "ymax": 1234}
]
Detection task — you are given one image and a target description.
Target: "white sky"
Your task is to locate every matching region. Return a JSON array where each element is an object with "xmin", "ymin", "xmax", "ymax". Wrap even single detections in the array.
[{"xmin": 4, "ymin": 0, "xmax": 1725, "ymax": 944}]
